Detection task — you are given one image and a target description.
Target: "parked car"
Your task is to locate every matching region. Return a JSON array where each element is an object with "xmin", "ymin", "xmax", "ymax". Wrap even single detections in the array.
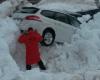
[{"xmin": 13, "ymin": 7, "xmax": 81, "ymax": 46}]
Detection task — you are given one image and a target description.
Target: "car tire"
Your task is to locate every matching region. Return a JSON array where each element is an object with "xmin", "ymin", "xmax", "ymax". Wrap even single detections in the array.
[{"xmin": 42, "ymin": 29, "xmax": 55, "ymax": 46}]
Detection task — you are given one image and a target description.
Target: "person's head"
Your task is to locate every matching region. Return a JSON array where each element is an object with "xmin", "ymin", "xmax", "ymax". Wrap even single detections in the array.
[{"xmin": 28, "ymin": 27, "xmax": 34, "ymax": 32}]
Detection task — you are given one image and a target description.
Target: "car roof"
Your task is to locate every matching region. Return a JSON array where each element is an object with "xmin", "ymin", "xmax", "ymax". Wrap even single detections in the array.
[{"xmin": 21, "ymin": 6, "xmax": 82, "ymax": 17}]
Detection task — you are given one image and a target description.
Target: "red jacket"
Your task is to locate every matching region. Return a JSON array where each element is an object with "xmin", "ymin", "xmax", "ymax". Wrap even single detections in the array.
[{"xmin": 18, "ymin": 30, "xmax": 43, "ymax": 65}]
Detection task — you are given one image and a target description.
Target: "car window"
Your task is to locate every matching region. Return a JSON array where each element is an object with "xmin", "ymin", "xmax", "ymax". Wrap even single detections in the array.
[
  {"xmin": 68, "ymin": 15, "xmax": 81, "ymax": 27},
  {"xmin": 17, "ymin": 7, "xmax": 39, "ymax": 13},
  {"xmin": 41, "ymin": 10, "xmax": 56, "ymax": 19},
  {"xmin": 55, "ymin": 13, "xmax": 70, "ymax": 24},
  {"xmin": 55, "ymin": 12, "xmax": 80, "ymax": 27}
]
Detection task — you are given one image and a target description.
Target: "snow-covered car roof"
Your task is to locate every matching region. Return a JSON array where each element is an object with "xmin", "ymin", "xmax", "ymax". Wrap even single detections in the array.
[
  {"xmin": 19, "ymin": 6, "xmax": 82, "ymax": 17},
  {"xmin": 41, "ymin": 8, "xmax": 82, "ymax": 17}
]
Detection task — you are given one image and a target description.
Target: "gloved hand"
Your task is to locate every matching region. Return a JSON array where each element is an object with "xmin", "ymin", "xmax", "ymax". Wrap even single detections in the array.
[
  {"xmin": 20, "ymin": 30, "xmax": 27, "ymax": 35},
  {"xmin": 20, "ymin": 30, "xmax": 24, "ymax": 33}
]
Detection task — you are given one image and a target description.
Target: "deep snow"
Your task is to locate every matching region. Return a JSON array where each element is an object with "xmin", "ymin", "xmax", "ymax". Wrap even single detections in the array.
[
  {"xmin": 37, "ymin": 0, "xmax": 97, "ymax": 12},
  {"xmin": 35, "ymin": 2, "xmax": 97, "ymax": 12},
  {"xmin": 1, "ymin": 0, "xmax": 100, "ymax": 80},
  {"xmin": 37, "ymin": 0, "xmax": 95, "ymax": 6}
]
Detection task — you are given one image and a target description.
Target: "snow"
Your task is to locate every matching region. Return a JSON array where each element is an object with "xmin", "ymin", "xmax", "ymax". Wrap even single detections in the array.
[
  {"xmin": 78, "ymin": 15, "xmax": 91, "ymax": 23},
  {"xmin": 0, "ymin": 0, "xmax": 30, "ymax": 17},
  {"xmin": 0, "ymin": 16, "xmax": 21, "ymax": 80},
  {"xmin": 38, "ymin": 0, "xmax": 95, "ymax": 5},
  {"xmin": 0, "ymin": 2, "xmax": 24, "ymax": 79},
  {"xmin": 71, "ymin": 13, "xmax": 100, "ymax": 70},
  {"xmin": 0, "ymin": 1, "xmax": 13, "ymax": 17},
  {"xmin": 22, "ymin": 68, "xmax": 83, "ymax": 80},
  {"xmin": 85, "ymin": 70, "xmax": 100, "ymax": 80},
  {"xmin": 37, "ymin": 2, "xmax": 97, "ymax": 13},
  {"xmin": 1, "ymin": 0, "xmax": 100, "ymax": 80}
]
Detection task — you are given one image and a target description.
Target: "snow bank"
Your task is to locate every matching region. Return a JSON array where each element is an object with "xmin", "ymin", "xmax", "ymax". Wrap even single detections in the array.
[
  {"xmin": 22, "ymin": 68, "xmax": 83, "ymax": 80},
  {"xmin": 0, "ymin": 1, "xmax": 13, "ymax": 17},
  {"xmin": 1, "ymin": 1, "xmax": 100, "ymax": 80},
  {"xmin": 85, "ymin": 70, "xmax": 100, "ymax": 80},
  {"xmin": 78, "ymin": 15, "xmax": 91, "ymax": 23},
  {"xmin": 37, "ymin": 2, "xmax": 96, "ymax": 12},
  {"xmin": 27, "ymin": 12, "xmax": 100, "ymax": 78},
  {"xmin": 0, "ymin": 15, "xmax": 21, "ymax": 80},
  {"xmin": 0, "ymin": 16, "xmax": 19, "ymax": 55},
  {"xmin": 0, "ymin": 38, "xmax": 20, "ymax": 80},
  {"xmin": 0, "ymin": 0, "xmax": 29, "ymax": 17},
  {"xmin": 38, "ymin": 0, "xmax": 95, "ymax": 5},
  {"xmin": 76, "ymin": 13, "xmax": 100, "ymax": 67},
  {"xmin": 42, "ymin": 12, "xmax": 100, "ymax": 73}
]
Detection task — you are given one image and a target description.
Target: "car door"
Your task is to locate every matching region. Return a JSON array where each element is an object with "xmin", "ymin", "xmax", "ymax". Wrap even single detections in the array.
[{"xmin": 54, "ymin": 12, "xmax": 78, "ymax": 43}]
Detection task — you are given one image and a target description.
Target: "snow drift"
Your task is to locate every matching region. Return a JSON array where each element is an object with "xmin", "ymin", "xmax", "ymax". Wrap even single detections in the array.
[
  {"xmin": 0, "ymin": 16, "xmax": 21, "ymax": 80},
  {"xmin": 37, "ymin": 2, "xmax": 97, "ymax": 13},
  {"xmin": 1, "ymin": 1, "xmax": 100, "ymax": 80},
  {"xmin": 43, "ymin": 12, "xmax": 100, "ymax": 73},
  {"xmin": 38, "ymin": 0, "xmax": 95, "ymax": 5}
]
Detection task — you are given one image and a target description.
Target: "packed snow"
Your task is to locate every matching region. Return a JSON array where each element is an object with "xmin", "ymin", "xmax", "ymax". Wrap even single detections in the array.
[
  {"xmin": 38, "ymin": 0, "xmax": 95, "ymax": 5},
  {"xmin": 0, "ymin": 15, "xmax": 21, "ymax": 80},
  {"xmin": 37, "ymin": 2, "xmax": 97, "ymax": 12},
  {"xmin": 1, "ymin": 0, "xmax": 100, "ymax": 80},
  {"xmin": 37, "ymin": 1, "xmax": 97, "ymax": 12}
]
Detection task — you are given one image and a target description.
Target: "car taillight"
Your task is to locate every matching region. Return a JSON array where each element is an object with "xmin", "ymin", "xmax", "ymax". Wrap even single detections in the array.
[{"xmin": 25, "ymin": 15, "xmax": 41, "ymax": 21}]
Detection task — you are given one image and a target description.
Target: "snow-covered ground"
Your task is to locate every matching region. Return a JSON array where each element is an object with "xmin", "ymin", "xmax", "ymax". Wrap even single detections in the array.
[{"xmin": 1, "ymin": 0, "xmax": 100, "ymax": 80}]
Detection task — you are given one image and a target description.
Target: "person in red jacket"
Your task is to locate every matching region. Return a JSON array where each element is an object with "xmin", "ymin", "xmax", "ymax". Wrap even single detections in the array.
[{"xmin": 18, "ymin": 27, "xmax": 46, "ymax": 70}]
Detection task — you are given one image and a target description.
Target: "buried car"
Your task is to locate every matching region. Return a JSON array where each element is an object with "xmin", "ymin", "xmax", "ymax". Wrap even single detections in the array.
[{"xmin": 13, "ymin": 7, "xmax": 81, "ymax": 46}]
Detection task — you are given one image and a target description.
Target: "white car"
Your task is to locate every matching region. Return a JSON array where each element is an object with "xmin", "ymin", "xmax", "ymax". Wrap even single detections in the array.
[{"xmin": 13, "ymin": 7, "xmax": 81, "ymax": 46}]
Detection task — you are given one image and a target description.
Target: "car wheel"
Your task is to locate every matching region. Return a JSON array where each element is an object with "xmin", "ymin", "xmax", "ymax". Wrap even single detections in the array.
[{"xmin": 42, "ymin": 29, "xmax": 55, "ymax": 46}]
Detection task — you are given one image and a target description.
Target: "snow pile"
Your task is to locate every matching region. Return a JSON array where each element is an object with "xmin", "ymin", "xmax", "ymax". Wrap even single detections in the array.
[
  {"xmin": 0, "ymin": 16, "xmax": 83, "ymax": 80},
  {"xmin": 78, "ymin": 15, "xmax": 91, "ymax": 23},
  {"xmin": 0, "ymin": 16, "xmax": 20, "ymax": 54},
  {"xmin": 0, "ymin": 0, "xmax": 29, "ymax": 17},
  {"xmin": 0, "ymin": 0, "xmax": 20, "ymax": 17},
  {"xmin": 0, "ymin": 38, "xmax": 20, "ymax": 80},
  {"xmin": 38, "ymin": 0, "xmax": 95, "ymax": 5},
  {"xmin": 0, "ymin": 2, "xmax": 83, "ymax": 80},
  {"xmin": 38, "ymin": 2, "xmax": 96, "ymax": 12},
  {"xmin": 0, "ymin": 16, "xmax": 21, "ymax": 80},
  {"xmin": 71, "ymin": 12, "xmax": 100, "ymax": 71},
  {"xmin": 0, "ymin": 1, "xmax": 13, "ymax": 17},
  {"xmin": 41, "ymin": 12, "xmax": 100, "ymax": 73},
  {"xmin": 22, "ymin": 68, "xmax": 83, "ymax": 80},
  {"xmin": 1, "ymin": 1, "xmax": 100, "ymax": 80}
]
